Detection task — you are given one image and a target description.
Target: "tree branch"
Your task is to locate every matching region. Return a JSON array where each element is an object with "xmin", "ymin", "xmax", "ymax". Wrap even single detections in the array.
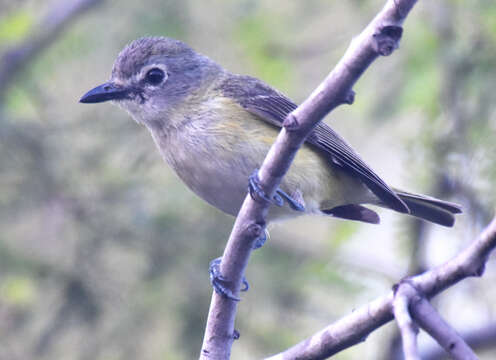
[
  {"xmin": 0, "ymin": 0, "xmax": 104, "ymax": 103},
  {"xmin": 422, "ymin": 323, "xmax": 496, "ymax": 360},
  {"xmin": 410, "ymin": 295, "xmax": 478, "ymax": 360},
  {"xmin": 266, "ymin": 216, "xmax": 496, "ymax": 359},
  {"xmin": 199, "ymin": 0, "xmax": 419, "ymax": 358},
  {"xmin": 393, "ymin": 283, "xmax": 421, "ymax": 360}
]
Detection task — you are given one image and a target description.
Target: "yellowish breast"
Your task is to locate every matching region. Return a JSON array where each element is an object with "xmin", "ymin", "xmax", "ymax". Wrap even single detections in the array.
[{"xmin": 150, "ymin": 95, "xmax": 370, "ymax": 220}]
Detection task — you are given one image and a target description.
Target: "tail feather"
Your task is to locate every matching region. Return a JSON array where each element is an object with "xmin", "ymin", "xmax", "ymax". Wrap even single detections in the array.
[
  {"xmin": 395, "ymin": 190, "xmax": 462, "ymax": 214},
  {"xmin": 395, "ymin": 190, "xmax": 462, "ymax": 227}
]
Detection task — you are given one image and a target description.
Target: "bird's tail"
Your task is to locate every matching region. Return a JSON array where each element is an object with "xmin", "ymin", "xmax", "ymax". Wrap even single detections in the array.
[{"xmin": 393, "ymin": 190, "xmax": 462, "ymax": 227}]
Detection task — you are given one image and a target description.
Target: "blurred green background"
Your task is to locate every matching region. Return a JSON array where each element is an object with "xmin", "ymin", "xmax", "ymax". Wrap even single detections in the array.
[{"xmin": 1, "ymin": 0, "xmax": 495, "ymax": 359}]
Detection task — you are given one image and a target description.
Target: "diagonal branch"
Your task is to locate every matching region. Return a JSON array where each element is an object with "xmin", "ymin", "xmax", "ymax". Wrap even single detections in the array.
[
  {"xmin": 393, "ymin": 283, "xmax": 421, "ymax": 360},
  {"xmin": 199, "ymin": 0, "xmax": 419, "ymax": 358},
  {"xmin": 392, "ymin": 279, "xmax": 477, "ymax": 360},
  {"xmin": 0, "ymin": 0, "xmax": 104, "ymax": 103},
  {"xmin": 422, "ymin": 323, "xmax": 496, "ymax": 360},
  {"xmin": 266, "ymin": 216, "xmax": 496, "ymax": 360},
  {"xmin": 410, "ymin": 294, "xmax": 478, "ymax": 360}
]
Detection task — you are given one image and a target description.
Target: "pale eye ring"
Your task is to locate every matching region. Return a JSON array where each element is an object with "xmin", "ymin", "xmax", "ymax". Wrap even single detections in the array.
[{"xmin": 145, "ymin": 68, "xmax": 166, "ymax": 85}]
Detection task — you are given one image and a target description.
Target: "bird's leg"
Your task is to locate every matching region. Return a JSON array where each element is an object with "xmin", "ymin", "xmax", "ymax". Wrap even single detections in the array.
[
  {"xmin": 248, "ymin": 170, "xmax": 305, "ymax": 211},
  {"xmin": 209, "ymin": 257, "xmax": 249, "ymax": 301}
]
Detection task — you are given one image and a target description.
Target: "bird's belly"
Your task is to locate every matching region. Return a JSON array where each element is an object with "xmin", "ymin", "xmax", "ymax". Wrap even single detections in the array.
[
  {"xmin": 162, "ymin": 143, "xmax": 367, "ymax": 221},
  {"xmin": 147, "ymin": 116, "xmax": 371, "ymax": 221},
  {"xmin": 150, "ymin": 128, "xmax": 259, "ymax": 216},
  {"xmin": 176, "ymin": 158, "xmax": 251, "ymax": 216}
]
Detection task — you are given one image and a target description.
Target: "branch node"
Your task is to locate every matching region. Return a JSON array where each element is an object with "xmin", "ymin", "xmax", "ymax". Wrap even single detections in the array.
[
  {"xmin": 283, "ymin": 113, "xmax": 300, "ymax": 131},
  {"xmin": 463, "ymin": 261, "xmax": 486, "ymax": 278},
  {"xmin": 373, "ymin": 25, "xmax": 403, "ymax": 56},
  {"xmin": 392, "ymin": 283, "xmax": 399, "ymax": 293},
  {"xmin": 246, "ymin": 223, "xmax": 264, "ymax": 239},
  {"xmin": 344, "ymin": 90, "xmax": 355, "ymax": 105},
  {"xmin": 475, "ymin": 263, "xmax": 486, "ymax": 277}
]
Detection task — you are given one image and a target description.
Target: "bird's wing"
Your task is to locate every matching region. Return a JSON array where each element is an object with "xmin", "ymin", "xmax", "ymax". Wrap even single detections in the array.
[{"xmin": 218, "ymin": 75, "xmax": 409, "ymax": 213}]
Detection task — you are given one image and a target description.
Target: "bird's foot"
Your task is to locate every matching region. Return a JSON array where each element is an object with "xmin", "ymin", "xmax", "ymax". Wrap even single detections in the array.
[
  {"xmin": 275, "ymin": 188, "xmax": 305, "ymax": 212},
  {"xmin": 209, "ymin": 257, "xmax": 249, "ymax": 301},
  {"xmin": 248, "ymin": 170, "xmax": 282, "ymax": 206},
  {"xmin": 248, "ymin": 170, "xmax": 305, "ymax": 212},
  {"xmin": 252, "ymin": 229, "xmax": 268, "ymax": 249}
]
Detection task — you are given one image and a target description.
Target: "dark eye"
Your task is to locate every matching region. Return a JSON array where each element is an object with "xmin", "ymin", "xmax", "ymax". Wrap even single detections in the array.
[{"xmin": 145, "ymin": 68, "xmax": 165, "ymax": 85}]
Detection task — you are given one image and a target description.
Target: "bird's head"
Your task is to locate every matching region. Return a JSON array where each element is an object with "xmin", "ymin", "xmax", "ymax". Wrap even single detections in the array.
[{"xmin": 80, "ymin": 37, "xmax": 222, "ymax": 126}]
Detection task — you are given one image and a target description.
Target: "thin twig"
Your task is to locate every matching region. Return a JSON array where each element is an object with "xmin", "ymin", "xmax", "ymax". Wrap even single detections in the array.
[
  {"xmin": 199, "ymin": 0, "xmax": 419, "ymax": 358},
  {"xmin": 422, "ymin": 323, "xmax": 496, "ymax": 360},
  {"xmin": 393, "ymin": 283, "xmax": 421, "ymax": 360},
  {"xmin": 0, "ymin": 0, "xmax": 104, "ymax": 103},
  {"xmin": 410, "ymin": 296, "xmax": 479, "ymax": 360},
  {"xmin": 266, "ymin": 294, "xmax": 395, "ymax": 360}
]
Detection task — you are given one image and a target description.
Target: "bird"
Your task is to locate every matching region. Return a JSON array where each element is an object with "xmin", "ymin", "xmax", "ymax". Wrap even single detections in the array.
[{"xmin": 80, "ymin": 36, "xmax": 461, "ymax": 229}]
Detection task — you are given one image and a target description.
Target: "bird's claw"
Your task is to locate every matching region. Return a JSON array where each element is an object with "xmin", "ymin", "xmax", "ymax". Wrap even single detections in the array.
[
  {"xmin": 209, "ymin": 257, "xmax": 249, "ymax": 301},
  {"xmin": 249, "ymin": 170, "xmax": 282, "ymax": 206},
  {"xmin": 275, "ymin": 188, "xmax": 306, "ymax": 212},
  {"xmin": 248, "ymin": 170, "xmax": 305, "ymax": 212},
  {"xmin": 252, "ymin": 230, "xmax": 267, "ymax": 249}
]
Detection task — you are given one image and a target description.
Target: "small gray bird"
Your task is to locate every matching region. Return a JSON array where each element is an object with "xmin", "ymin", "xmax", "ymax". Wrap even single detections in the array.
[{"xmin": 80, "ymin": 37, "xmax": 461, "ymax": 227}]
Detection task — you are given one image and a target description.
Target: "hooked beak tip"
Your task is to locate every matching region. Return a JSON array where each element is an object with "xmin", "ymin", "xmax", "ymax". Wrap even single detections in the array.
[{"xmin": 80, "ymin": 82, "xmax": 128, "ymax": 104}]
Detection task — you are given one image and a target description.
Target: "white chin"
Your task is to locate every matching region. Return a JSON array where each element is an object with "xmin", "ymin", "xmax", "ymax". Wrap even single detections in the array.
[{"xmin": 114, "ymin": 100, "xmax": 146, "ymax": 125}]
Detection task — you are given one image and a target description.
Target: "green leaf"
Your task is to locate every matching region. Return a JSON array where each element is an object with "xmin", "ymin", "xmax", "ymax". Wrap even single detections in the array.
[
  {"xmin": 0, "ymin": 11, "xmax": 34, "ymax": 43},
  {"xmin": 0, "ymin": 275, "xmax": 36, "ymax": 306}
]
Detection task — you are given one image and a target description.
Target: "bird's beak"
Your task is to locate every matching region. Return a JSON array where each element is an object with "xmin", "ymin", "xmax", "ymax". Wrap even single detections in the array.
[{"xmin": 79, "ymin": 82, "xmax": 129, "ymax": 103}]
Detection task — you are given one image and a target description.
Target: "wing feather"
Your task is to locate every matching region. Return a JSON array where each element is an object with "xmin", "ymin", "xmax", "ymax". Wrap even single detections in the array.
[{"xmin": 218, "ymin": 74, "xmax": 408, "ymax": 213}]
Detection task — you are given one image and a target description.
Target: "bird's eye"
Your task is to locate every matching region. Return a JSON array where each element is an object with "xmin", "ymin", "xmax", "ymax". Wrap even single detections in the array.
[{"xmin": 145, "ymin": 68, "xmax": 165, "ymax": 85}]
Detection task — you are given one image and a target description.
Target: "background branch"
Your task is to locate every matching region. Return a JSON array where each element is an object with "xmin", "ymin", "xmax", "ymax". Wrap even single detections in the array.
[
  {"xmin": 422, "ymin": 323, "xmax": 496, "ymax": 360},
  {"xmin": 410, "ymin": 295, "xmax": 478, "ymax": 360},
  {"xmin": 393, "ymin": 284, "xmax": 420, "ymax": 360},
  {"xmin": 267, "ymin": 216, "xmax": 496, "ymax": 359},
  {"xmin": 0, "ymin": 0, "xmax": 104, "ymax": 103}
]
